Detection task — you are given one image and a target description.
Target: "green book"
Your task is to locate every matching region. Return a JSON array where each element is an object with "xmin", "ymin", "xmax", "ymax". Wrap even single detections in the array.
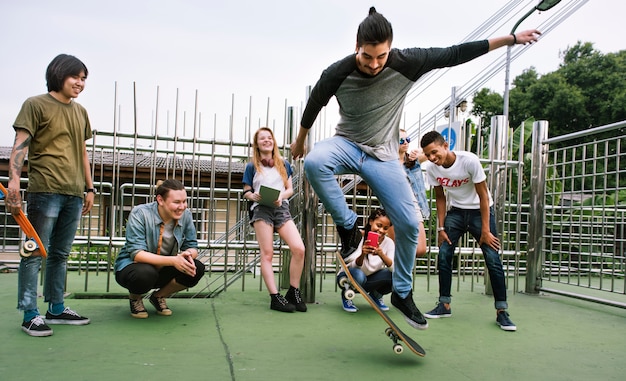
[{"xmin": 259, "ymin": 185, "xmax": 280, "ymax": 207}]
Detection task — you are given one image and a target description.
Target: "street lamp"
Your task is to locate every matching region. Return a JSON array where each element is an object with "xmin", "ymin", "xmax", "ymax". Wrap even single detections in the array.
[{"xmin": 502, "ymin": 0, "xmax": 561, "ymax": 124}]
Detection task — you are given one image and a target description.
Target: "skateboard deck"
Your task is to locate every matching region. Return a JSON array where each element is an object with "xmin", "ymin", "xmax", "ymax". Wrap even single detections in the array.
[
  {"xmin": 336, "ymin": 252, "xmax": 425, "ymax": 357},
  {"xmin": 0, "ymin": 183, "xmax": 47, "ymax": 258}
]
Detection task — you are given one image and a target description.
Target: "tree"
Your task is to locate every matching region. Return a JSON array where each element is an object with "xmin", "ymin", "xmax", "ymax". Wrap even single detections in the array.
[{"xmin": 471, "ymin": 88, "xmax": 502, "ymax": 129}]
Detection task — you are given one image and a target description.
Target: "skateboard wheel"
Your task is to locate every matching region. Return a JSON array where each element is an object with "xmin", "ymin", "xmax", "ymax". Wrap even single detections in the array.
[
  {"xmin": 338, "ymin": 277, "xmax": 349, "ymax": 287},
  {"xmin": 393, "ymin": 344, "xmax": 404, "ymax": 354},
  {"xmin": 385, "ymin": 327, "xmax": 393, "ymax": 337},
  {"xmin": 19, "ymin": 247, "xmax": 32, "ymax": 258},
  {"xmin": 23, "ymin": 239, "xmax": 38, "ymax": 252},
  {"xmin": 344, "ymin": 289, "xmax": 356, "ymax": 300}
]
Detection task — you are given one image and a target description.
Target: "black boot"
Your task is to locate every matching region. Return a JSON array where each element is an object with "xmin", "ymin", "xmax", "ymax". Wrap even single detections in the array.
[{"xmin": 285, "ymin": 286, "xmax": 307, "ymax": 312}]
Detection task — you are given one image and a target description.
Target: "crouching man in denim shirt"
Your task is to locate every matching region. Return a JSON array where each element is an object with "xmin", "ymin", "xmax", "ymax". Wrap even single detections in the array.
[{"xmin": 115, "ymin": 179, "xmax": 204, "ymax": 318}]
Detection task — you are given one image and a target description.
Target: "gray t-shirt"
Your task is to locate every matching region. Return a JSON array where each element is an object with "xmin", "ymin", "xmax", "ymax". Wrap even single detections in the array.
[{"xmin": 301, "ymin": 41, "xmax": 489, "ymax": 161}]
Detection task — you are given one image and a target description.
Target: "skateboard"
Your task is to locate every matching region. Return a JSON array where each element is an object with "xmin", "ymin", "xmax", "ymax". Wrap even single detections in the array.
[
  {"xmin": 336, "ymin": 252, "xmax": 425, "ymax": 357},
  {"xmin": 0, "ymin": 183, "xmax": 47, "ymax": 258}
]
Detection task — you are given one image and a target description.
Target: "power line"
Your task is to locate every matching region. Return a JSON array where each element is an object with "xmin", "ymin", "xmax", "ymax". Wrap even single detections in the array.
[{"xmin": 403, "ymin": 0, "xmax": 589, "ymax": 138}]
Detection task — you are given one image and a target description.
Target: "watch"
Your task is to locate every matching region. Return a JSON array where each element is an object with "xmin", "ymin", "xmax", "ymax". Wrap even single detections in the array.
[
  {"xmin": 85, "ymin": 188, "xmax": 96, "ymax": 194},
  {"xmin": 437, "ymin": 227, "xmax": 445, "ymax": 232}
]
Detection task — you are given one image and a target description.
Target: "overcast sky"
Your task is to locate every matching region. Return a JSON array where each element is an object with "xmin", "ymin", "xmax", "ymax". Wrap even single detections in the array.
[{"xmin": 0, "ymin": 0, "xmax": 621, "ymax": 147}]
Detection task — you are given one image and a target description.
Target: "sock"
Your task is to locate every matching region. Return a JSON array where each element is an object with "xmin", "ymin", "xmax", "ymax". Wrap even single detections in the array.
[
  {"xmin": 49, "ymin": 302, "xmax": 65, "ymax": 315},
  {"xmin": 24, "ymin": 309, "xmax": 39, "ymax": 322}
]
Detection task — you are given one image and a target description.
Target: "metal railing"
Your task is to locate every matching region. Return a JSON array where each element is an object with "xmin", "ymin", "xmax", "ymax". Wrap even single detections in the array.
[
  {"xmin": 4, "ymin": 116, "xmax": 624, "ymax": 309},
  {"xmin": 527, "ymin": 120, "xmax": 626, "ymax": 308}
]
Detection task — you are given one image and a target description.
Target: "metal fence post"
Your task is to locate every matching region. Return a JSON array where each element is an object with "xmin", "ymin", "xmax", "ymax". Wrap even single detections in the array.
[
  {"xmin": 291, "ymin": 96, "xmax": 317, "ymax": 303},
  {"xmin": 526, "ymin": 120, "xmax": 548, "ymax": 294}
]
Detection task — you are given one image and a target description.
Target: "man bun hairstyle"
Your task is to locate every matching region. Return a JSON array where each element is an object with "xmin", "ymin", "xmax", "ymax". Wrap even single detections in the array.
[{"xmin": 357, "ymin": 6, "xmax": 393, "ymax": 47}]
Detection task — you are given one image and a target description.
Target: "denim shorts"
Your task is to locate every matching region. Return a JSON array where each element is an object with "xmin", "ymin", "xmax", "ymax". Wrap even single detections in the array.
[{"xmin": 250, "ymin": 202, "xmax": 292, "ymax": 229}]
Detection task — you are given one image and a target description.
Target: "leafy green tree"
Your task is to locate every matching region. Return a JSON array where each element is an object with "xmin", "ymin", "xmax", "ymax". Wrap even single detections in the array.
[{"xmin": 471, "ymin": 88, "xmax": 502, "ymax": 129}]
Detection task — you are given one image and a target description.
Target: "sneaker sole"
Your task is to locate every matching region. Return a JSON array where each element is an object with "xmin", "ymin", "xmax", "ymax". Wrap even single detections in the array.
[
  {"xmin": 45, "ymin": 318, "xmax": 90, "ymax": 325},
  {"xmin": 131, "ymin": 312, "xmax": 149, "ymax": 319},
  {"xmin": 401, "ymin": 315, "xmax": 429, "ymax": 330},
  {"xmin": 423, "ymin": 313, "xmax": 452, "ymax": 319},
  {"xmin": 22, "ymin": 327, "xmax": 53, "ymax": 337},
  {"xmin": 343, "ymin": 307, "xmax": 358, "ymax": 313},
  {"xmin": 154, "ymin": 310, "xmax": 172, "ymax": 316},
  {"xmin": 497, "ymin": 323, "xmax": 517, "ymax": 331}
]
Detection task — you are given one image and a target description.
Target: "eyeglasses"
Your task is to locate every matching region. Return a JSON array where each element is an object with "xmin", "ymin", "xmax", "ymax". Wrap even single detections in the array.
[{"xmin": 399, "ymin": 137, "xmax": 411, "ymax": 145}]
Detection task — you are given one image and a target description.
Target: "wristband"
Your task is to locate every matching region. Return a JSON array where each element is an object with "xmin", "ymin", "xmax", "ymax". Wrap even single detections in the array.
[
  {"xmin": 242, "ymin": 189, "xmax": 252, "ymax": 197},
  {"xmin": 85, "ymin": 188, "xmax": 96, "ymax": 194},
  {"xmin": 511, "ymin": 33, "xmax": 517, "ymax": 45}
]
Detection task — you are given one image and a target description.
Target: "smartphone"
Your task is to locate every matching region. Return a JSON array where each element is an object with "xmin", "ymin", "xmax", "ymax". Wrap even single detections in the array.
[{"xmin": 366, "ymin": 231, "xmax": 380, "ymax": 248}]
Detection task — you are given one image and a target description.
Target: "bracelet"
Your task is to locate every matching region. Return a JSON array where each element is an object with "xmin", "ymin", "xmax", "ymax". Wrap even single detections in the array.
[
  {"xmin": 242, "ymin": 189, "xmax": 252, "ymax": 197},
  {"xmin": 511, "ymin": 33, "xmax": 517, "ymax": 45},
  {"xmin": 437, "ymin": 227, "xmax": 445, "ymax": 232}
]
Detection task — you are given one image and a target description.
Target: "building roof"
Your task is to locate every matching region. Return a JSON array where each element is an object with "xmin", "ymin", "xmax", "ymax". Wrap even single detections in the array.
[{"xmin": 0, "ymin": 146, "xmax": 245, "ymax": 174}]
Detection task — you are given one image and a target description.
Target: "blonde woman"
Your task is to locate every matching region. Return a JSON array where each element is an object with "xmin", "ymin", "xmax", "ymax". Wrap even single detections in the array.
[{"xmin": 243, "ymin": 127, "xmax": 306, "ymax": 312}]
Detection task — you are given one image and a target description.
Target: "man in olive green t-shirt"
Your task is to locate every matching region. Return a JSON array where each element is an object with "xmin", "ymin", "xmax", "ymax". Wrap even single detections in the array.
[{"xmin": 6, "ymin": 54, "xmax": 95, "ymax": 337}]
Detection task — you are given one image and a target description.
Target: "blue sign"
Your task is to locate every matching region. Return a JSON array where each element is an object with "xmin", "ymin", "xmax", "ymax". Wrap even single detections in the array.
[{"xmin": 440, "ymin": 127, "xmax": 457, "ymax": 150}]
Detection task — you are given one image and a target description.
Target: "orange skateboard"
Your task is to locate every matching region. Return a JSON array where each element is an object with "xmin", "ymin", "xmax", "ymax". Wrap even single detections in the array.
[
  {"xmin": 336, "ymin": 252, "xmax": 425, "ymax": 356},
  {"xmin": 0, "ymin": 183, "xmax": 47, "ymax": 258}
]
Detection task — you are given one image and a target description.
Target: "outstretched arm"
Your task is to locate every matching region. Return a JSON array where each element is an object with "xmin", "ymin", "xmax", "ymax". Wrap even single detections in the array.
[{"xmin": 488, "ymin": 29, "xmax": 541, "ymax": 51}]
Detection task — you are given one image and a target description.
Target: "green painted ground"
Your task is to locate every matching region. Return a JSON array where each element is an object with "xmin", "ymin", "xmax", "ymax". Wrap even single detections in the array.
[{"xmin": 1, "ymin": 271, "xmax": 624, "ymax": 381}]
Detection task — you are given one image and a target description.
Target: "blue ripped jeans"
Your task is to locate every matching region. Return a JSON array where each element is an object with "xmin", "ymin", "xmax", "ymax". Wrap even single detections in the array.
[
  {"xmin": 304, "ymin": 136, "xmax": 418, "ymax": 298},
  {"xmin": 17, "ymin": 193, "xmax": 83, "ymax": 313}
]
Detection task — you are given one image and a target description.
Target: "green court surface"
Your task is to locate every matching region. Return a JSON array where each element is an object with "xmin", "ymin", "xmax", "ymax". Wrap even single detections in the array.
[{"xmin": 1, "ymin": 271, "xmax": 624, "ymax": 381}]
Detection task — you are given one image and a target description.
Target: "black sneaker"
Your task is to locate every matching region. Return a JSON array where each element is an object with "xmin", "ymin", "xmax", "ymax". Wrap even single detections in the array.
[
  {"xmin": 149, "ymin": 294, "xmax": 172, "ymax": 316},
  {"xmin": 285, "ymin": 286, "xmax": 307, "ymax": 312},
  {"xmin": 22, "ymin": 315, "xmax": 53, "ymax": 337},
  {"xmin": 45, "ymin": 307, "xmax": 90, "ymax": 325},
  {"xmin": 391, "ymin": 291, "xmax": 428, "ymax": 330},
  {"xmin": 337, "ymin": 223, "xmax": 362, "ymax": 258},
  {"xmin": 270, "ymin": 293, "xmax": 296, "ymax": 312},
  {"xmin": 496, "ymin": 310, "xmax": 517, "ymax": 331},
  {"xmin": 129, "ymin": 297, "xmax": 149, "ymax": 319},
  {"xmin": 424, "ymin": 302, "xmax": 452, "ymax": 319}
]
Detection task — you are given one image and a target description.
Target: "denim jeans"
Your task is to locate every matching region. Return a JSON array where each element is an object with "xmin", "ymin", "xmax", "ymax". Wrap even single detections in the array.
[
  {"xmin": 337, "ymin": 268, "xmax": 393, "ymax": 297},
  {"xmin": 437, "ymin": 207, "xmax": 508, "ymax": 309},
  {"xmin": 305, "ymin": 136, "xmax": 419, "ymax": 298},
  {"xmin": 116, "ymin": 260, "xmax": 205, "ymax": 295},
  {"xmin": 17, "ymin": 193, "xmax": 83, "ymax": 312}
]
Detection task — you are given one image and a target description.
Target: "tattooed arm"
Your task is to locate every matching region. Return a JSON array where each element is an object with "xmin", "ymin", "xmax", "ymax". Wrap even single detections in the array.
[{"xmin": 7, "ymin": 128, "xmax": 31, "ymax": 216}]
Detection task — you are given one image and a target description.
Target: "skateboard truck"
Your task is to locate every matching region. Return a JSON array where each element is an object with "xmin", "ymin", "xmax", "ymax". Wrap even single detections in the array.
[
  {"xmin": 338, "ymin": 275, "xmax": 356, "ymax": 300},
  {"xmin": 20, "ymin": 239, "xmax": 39, "ymax": 258},
  {"xmin": 385, "ymin": 327, "xmax": 404, "ymax": 354}
]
